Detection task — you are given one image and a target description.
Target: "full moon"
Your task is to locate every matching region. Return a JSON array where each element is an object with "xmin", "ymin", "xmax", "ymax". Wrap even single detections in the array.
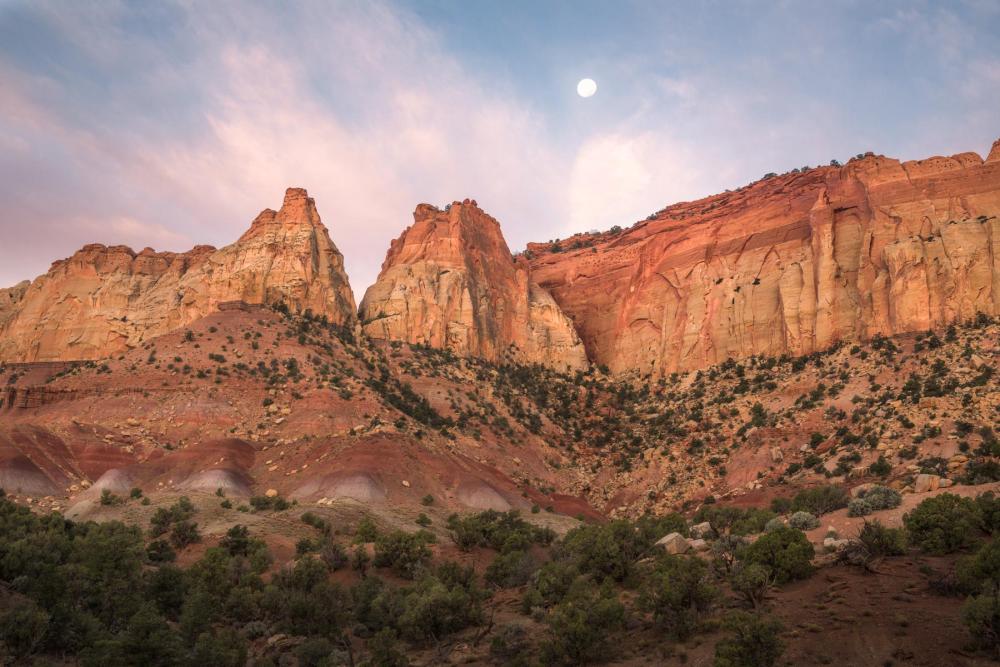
[{"xmin": 577, "ymin": 78, "xmax": 597, "ymax": 98}]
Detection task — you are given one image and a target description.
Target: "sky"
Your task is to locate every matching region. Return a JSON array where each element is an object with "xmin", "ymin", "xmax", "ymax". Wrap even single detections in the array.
[{"xmin": 1, "ymin": 1, "xmax": 999, "ymax": 295}]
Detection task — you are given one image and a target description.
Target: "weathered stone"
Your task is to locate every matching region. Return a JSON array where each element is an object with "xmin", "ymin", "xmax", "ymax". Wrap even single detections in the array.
[
  {"xmin": 690, "ymin": 521, "xmax": 714, "ymax": 540},
  {"xmin": 0, "ymin": 188, "xmax": 355, "ymax": 362},
  {"xmin": 656, "ymin": 532, "xmax": 690, "ymax": 554},
  {"xmin": 527, "ymin": 142, "xmax": 1000, "ymax": 374},
  {"xmin": 914, "ymin": 473, "xmax": 940, "ymax": 494},
  {"xmin": 360, "ymin": 201, "xmax": 587, "ymax": 371},
  {"xmin": 688, "ymin": 538, "xmax": 709, "ymax": 552}
]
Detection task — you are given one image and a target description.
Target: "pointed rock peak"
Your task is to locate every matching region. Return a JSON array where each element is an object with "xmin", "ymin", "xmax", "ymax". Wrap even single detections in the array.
[
  {"xmin": 243, "ymin": 187, "xmax": 325, "ymax": 241},
  {"xmin": 987, "ymin": 138, "xmax": 1000, "ymax": 163},
  {"xmin": 279, "ymin": 187, "xmax": 320, "ymax": 222}
]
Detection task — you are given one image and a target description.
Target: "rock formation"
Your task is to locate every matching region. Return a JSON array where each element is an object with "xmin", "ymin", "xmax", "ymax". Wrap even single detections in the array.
[
  {"xmin": 528, "ymin": 140, "xmax": 1000, "ymax": 374},
  {"xmin": 0, "ymin": 188, "xmax": 355, "ymax": 362},
  {"xmin": 360, "ymin": 200, "xmax": 588, "ymax": 371}
]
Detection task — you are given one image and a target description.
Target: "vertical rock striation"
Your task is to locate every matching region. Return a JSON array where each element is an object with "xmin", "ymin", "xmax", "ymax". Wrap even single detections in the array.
[
  {"xmin": 359, "ymin": 200, "xmax": 588, "ymax": 371},
  {"xmin": 0, "ymin": 188, "xmax": 355, "ymax": 362},
  {"xmin": 527, "ymin": 141, "xmax": 1000, "ymax": 374}
]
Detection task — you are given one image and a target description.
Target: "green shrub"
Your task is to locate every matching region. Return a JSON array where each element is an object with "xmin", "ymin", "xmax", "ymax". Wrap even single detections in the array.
[
  {"xmin": 169, "ymin": 520, "xmax": 201, "ymax": 549},
  {"xmin": 790, "ymin": 485, "xmax": 848, "ymax": 516},
  {"xmin": 485, "ymin": 549, "xmax": 537, "ymax": 589},
  {"xmin": 847, "ymin": 485, "xmax": 901, "ymax": 517},
  {"xmin": 731, "ymin": 563, "xmax": 773, "ymax": 609},
  {"xmin": 694, "ymin": 505, "xmax": 775, "ymax": 536},
  {"xmin": 788, "ymin": 511, "xmax": 818, "ymax": 530},
  {"xmin": 395, "ymin": 566, "xmax": 485, "ymax": 643},
  {"xmin": 738, "ymin": 527, "xmax": 814, "ymax": 584},
  {"xmin": 249, "ymin": 494, "xmax": 290, "ymax": 512},
  {"xmin": 489, "ymin": 623, "xmax": 531, "ymax": 664},
  {"xmin": 713, "ymin": 611, "xmax": 785, "ymax": 667},
  {"xmin": 539, "ymin": 581, "xmax": 625, "ymax": 665},
  {"xmin": 373, "ymin": 530, "xmax": 433, "ymax": 578},
  {"xmin": 363, "ymin": 628, "xmax": 409, "ymax": 666},
  {"xmin": 0, "ymin": 599, "xmax": 49, "ymax": 659},
  {"xmin": 448, "ymin": 509, "xmax": 554, "ymax": 553},
  {"xmin": 639, "ymin": 555, "xmax": 717, "ymax": 640},
  {"xmin": 355, "ymin": 516, "xmax": 379, "ymax": 543},
  {"xmin": 858, "ymin": 520, "xmax": 906, "ymax": 557},
  {"xmin": 963, "ymin": 593, "xmax": 1000, "ymax": 657},
  {"xmin": 904, "ymin": 493, "xmax": 982, "ymax": 554}
]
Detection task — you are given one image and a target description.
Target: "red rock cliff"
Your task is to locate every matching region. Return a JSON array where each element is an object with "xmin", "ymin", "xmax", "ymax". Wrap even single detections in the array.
[
  {"xmin": 359, "ymin": 200, "xmax": 588, "ymax": 371},
  {"xmin": 527, "ymin": 141, "xmax": 1000, "ymax": 374},
  {"xmin": 0, "ymin": 188, "xmax": 355, "ymax": 362}
]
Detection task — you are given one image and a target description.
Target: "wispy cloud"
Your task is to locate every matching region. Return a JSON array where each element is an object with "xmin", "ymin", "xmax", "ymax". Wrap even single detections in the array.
[{"xmin": 0, "ymin": 0, "xmax": 997, "ymax": 295}]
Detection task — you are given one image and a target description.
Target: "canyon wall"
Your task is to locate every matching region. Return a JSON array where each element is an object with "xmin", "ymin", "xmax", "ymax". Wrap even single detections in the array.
[
  {"xmin": 359, "ymin": 200, "xmax": 588, "ymax": 371},
  {"xmin": 0, "ymin": 188, "xmax": 355, "ymax": 362},
  {"xmin": 527, "ymin": 140, "xmax": 1000, "ymax": 374}
]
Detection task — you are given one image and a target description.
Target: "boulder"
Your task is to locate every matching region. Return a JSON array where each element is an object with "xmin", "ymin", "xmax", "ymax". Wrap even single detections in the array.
[
  {"xmin": 914, "ymin": 474, "xmax": 940, "ymax": 494},
  {"xmin": 656, "ymin": 532, "xmax": 690, "ymax": 554},
  {"xmin": 690, "ymin": 521, "xmax": 714, "ymax": 539}
]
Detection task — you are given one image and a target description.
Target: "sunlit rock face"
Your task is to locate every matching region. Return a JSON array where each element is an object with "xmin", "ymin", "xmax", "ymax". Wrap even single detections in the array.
[
  {"xmin": 360, "ymin": 200, "xmax": 588, "ymax": 372},
  {"xmin": 0, "ymin": 188, "xmax": 356, "ymax": 362},
  {"xmin": 527, "ymin": 140, "xmax": 1000, "ymax": 374}
]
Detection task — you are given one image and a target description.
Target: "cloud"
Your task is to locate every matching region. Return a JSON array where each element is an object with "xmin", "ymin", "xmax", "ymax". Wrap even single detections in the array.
[
  {"xmin": 567, "ymin": 133, "xmax": 707, "ymax": 237},
  {"xmin": 1, "ymin": 0, "xmax": 997, "ymax": 294}
]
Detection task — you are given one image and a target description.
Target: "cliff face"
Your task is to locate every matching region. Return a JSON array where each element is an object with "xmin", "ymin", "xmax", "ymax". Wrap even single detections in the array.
[
  {"xmin": 528, "ymin": 140, "xmax": 1000, "ymax": 374},
  {"xmin": 0, "ymin": 188, "xmax": 355, "ymax": 362},
  {"xmin": 359, "ymin": 200, "xmax": 588, "ymax": 371}
]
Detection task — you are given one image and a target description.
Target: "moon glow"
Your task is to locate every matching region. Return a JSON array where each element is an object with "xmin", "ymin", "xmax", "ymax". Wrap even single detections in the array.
[{"xmin": 577, "ymin": 78, "xmax": 597, "ymax": 98}]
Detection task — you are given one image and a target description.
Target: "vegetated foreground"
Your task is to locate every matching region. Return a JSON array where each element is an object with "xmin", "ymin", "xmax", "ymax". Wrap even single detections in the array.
[{"xmin": 0, "ymin": 303, "xmax": 998, "ymax": 664}]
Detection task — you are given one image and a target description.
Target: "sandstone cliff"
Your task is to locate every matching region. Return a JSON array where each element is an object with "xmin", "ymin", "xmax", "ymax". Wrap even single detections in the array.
[
  {"xmin": 0, "ymin": 188, "xmax": 355, "ymax": 362},
  {"xmin": 528, "ymin": 140, "xmax": 1000, "ymax": 374},
  {"xmin": 359, "ymin": 200, "xmax": 588, "ymax": 371}
]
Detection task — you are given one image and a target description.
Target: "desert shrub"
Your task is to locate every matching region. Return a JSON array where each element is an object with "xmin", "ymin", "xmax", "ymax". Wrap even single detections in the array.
[
  {"xmin": 364, "ymin": 628, "xmax": 409, "ymax": 666},
  {"xmin": 373, "ymin": 530, "xmax": 433, "ymax": 578},
  {"xmin": 169, "ymin": 520, "xmax": 201, "ymax": 549},
  {"xmin": 788, "ymin": 511, "xmax": 819, "ymax": 531},
  {"xmin": 694, "ymin": 505, "xmax": 775, "ymax": 536},
  {"xmin": 790, "ymin": 485, "xmax": 848, "ymax": 516},
  {"xmin": 448, "ymin": 510, "xmax": 554, "ymax": 553},
  {"xmin": 490, "ymin": 623, "xmax": 531, "ymax": 664},
  {"xmin": 858, "ymin": 520, "xmax": 906, "ymax": 557},
  {"xmin": 640, "ymin": 555, "xmax": 717, "ymax": 639},
  {"xmin": 149, "ymin": 496, "xmax": 197, "ymax": 537},
  {"xmin": 0, "ymin": 599, "xmax": 49, "ymax": 659},
  {"xmin": 191, "ymin": 629, "xmax": 248, "ymax": 667},
  {"xmin": 711, "ymin": 534, "xmax": 749, "ymax": 575},
  {"xmin": 539, "ymin": 581, "xmax": 625, "ymax": 665},
  {"xmin": 763, "ymin": 517, "xmax": 784, "ymax": 532},
  {"xmin": 847, "ymin": 485, "xmax": 901, "ymax": 517},
  {"xmin": 737, "ymin": 527, "xmax": 814, "ymax": 584},
  {"xmin": 868, "ymin": 455, "xmax": 892, "ymax": 478},
  {"xmin": 146, "ymin": 539, "xmax": 177, "ymax": 563},
  {"xmin": 957, "ymin": 540, "xmax": 1000, "ymax": 596},
  {"xmin": 963, "ymin": 593, "xmax": 1000, "ymax": 657},
  {"xmin": 713, "ymin": 611, "xmax": 785, "ymax": 667},
  {"xmin": 963, "ymin": 459, "xmax": 1000, "ymax": 485},
  {"xmin": 249, "ymin": 494, "xmax": 290, "ymax": 512},
  {"xmin": 320, "ymin": 539, "xmax": 348, "ymax": 571},
  {"xmin": 355, "ymin": 516, "xmax": 379, "ymax": 543},
  {"xmin": 294, "ymin": 637, "xmax": 336, "ymax": 667},
  {"xmin": 770, "ymin": 497, "xmax": 792, "ymax": 514},
  {"xmin": 485, "ymin": 549, "xmax": 537, "ymax": 589},
  {"xmin": 904, "ymin": 493, "xmax": 982, "ymax": 554},
  {"xmin": 838, "ymin": 520, "xmax": 906, "ymax": 570},
  {"xmin": 731, "ymin": 563, "xmax": 773, "ymax": 609},
  {"xmin": 557, "ymin": 517, "xmax": 676, "ymax": 583},
  {"xmin": 394, "ymin": 566, "xmax": 485, "ymax": 643},
  {"xmin": 521, "ymin": 560, "xmax": 581, "ymax": 612}
]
